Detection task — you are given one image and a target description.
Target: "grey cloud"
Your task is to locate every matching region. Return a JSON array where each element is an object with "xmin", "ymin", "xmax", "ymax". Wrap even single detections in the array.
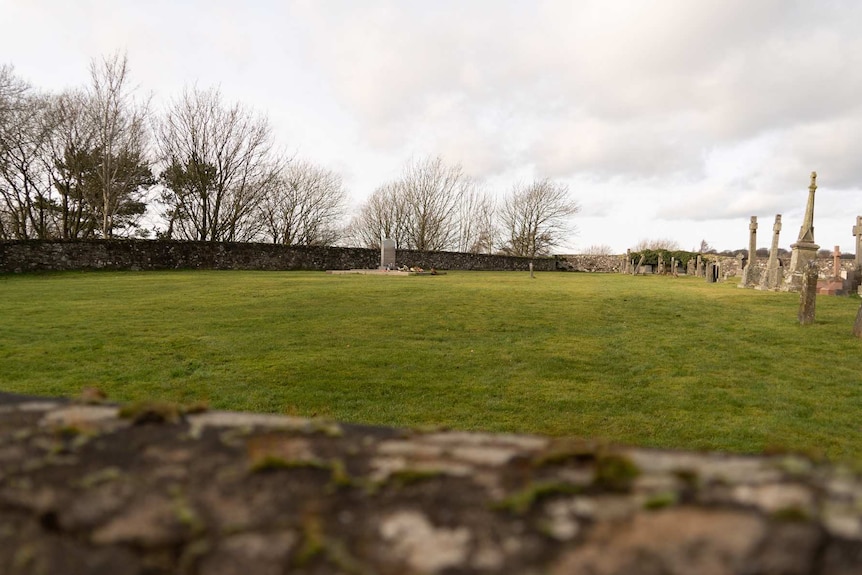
[
  {"xmin": 295, "ymin": 0, "xmax": 862, "ymax": 189},
  {"xmin": 529, "ymin": 114, "xmax": 705, "ymax": 180},
  {"xmin": 662, "ymin": 189, "xmax": 788, "ymax": 221},
  {"xmin": 767, "ymin": 118, "xmax": 862, "ymax": 191}
]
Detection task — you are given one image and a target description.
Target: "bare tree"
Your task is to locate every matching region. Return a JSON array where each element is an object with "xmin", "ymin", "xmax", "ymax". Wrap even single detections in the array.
[
  {"xmin": 0, "ymin": 64, "xmax": 27, "ymax": 127},
  {"xmin": 583, "ymin": 244, "xmax": 613, "ymax": 255},
  {"xmin": 349, "ymin": 156, "xmax": 472, "ymax": 251},
  {"xmin": 346, "ymin": 182, "xmax": 410, "ymax": 249},
  {"xmin": 470, "ymin": 194, "xmax": 499, "ymax": 254},
  {"xmin": 633, "ymin": 238, "xmax": 681, "ymax": 251},
  {"xmin": 87, "ymin": 53, "xmax": 152, "ymax": 237},
  {"xmin": 455, "ymin": 184, "xmax": 496, "ymax": 254},
  {"xmin": 399, "ymin": 156, "xmax": 466, "ymax": 251},
  {"xmin": 499, "ymin": 178, "xmax": 579, "ymax": 258},
  {"xmin": 698, "ymin": 239, "xmax": 715, "ymax": 253},
  {"xmin": 156, "ymin": 86, "xmax": 280, "ymax": 242},
  {"xmin": 259, "ymin": 159, "xmax": 347, "ymax": 245},
  {"xmin": 0, "ymin": 68, "xmax": 57, "ymax": 239}
]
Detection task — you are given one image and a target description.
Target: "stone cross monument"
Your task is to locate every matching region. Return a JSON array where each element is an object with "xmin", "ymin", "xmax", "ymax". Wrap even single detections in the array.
[
  {"xmin": 740, "ymin": 216, "xmax": 758, "ymax": 287},
  {"xmin": 785, "ymin": 172, "xmax": 820, "ymax": 291},
  {"xmin": 853, "ymin": 216, "xmax": 862, "ymax": 294},
  {"xmin": 760, "ymin": 214, "xmax": 782, "ymax": 290},
  {"xmin": 832, "ymin": 246, "xmax": 841, "ymax": 279},
  {"xmin": 853, "ymin": 216, "xmax": 862, "ymax": 269}
]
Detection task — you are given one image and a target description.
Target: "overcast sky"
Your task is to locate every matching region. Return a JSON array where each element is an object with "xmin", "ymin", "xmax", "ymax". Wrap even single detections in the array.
[{"xmin": 2, "ymin": 0, "xmax": 860, "ymax": 253}]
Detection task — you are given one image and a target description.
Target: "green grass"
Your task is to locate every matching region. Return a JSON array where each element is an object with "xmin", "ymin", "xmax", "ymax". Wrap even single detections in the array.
[{"xmin": 2, "ymin": 270, "xmax": 861, "ymax": 463}]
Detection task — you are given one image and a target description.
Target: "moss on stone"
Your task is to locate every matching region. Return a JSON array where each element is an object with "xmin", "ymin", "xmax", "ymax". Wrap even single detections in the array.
[
  {"xmin": 644, "ymin": 491, "xmax": 678, "ymax": 510},
  {"xmin": 533, "ymin": 439, "xmax": 601, "ymax": 467},
  {"xmin": 78, "ymin": 467, "xmax": 122, "ymax": 488},
  {"xmin": 594, "ymin": 453, "xmax": 640, "ymax": 492},
  {"xmin": 119, "ymin": 400, "xmax": 182, "ymax": 424},
  {"xmin": 328, "ymin": 459, "xmax": 353, "ymax": 489},
  {"xmin": 249, "ymin": 455, "xmax": 329, "ymax": 474},
  {"xmin": 495, "ymin": 482, "xmax": 583, "ymax": 515},
  {"xmin": 771, "ymin": 506, "xmax": 811, "ymax": 523},
  {"xmin": 295, "ymin": 514, "xmax": 325, "ymax": 566},
  {"xmin": 388, "ymin": 468, "xmax": 444, "ymax": 487}
]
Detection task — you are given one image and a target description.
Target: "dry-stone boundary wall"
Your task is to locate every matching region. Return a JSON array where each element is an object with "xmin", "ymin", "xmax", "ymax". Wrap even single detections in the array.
[
  {"xmin": 3, "ymin": 241, "xmax": 855, "ymax": 279},
  {"xmin": 1, "ymin": 392, "xmax": 861, "ymax": 574},
  {"xmin": 559, "ymin": 253, "xmax": 858, "ymax": 280},
  {"xmin": 0, "ymin": 240, "xmax": 558, "ymax": 273},
  {"xmin": 556, "ymin": 254, "xmax": 626, "ymax": 272}
]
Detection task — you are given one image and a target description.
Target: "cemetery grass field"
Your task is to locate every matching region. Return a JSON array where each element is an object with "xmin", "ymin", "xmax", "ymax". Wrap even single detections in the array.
[{"xmin": 2, "ymin": 270, "xmax": 862, "ymax": 464}]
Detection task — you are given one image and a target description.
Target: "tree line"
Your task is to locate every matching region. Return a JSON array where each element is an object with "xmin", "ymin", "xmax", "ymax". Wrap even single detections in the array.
[{"xmin": 0, "ymin": 54, "xmax": 579, "ymax": 257}]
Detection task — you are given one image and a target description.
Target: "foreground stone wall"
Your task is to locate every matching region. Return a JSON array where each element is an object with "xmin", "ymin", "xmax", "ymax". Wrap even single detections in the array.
[
  {"xmin": 1, "ymin": 392, "xmax": 861, "ymax": 574},
  {"xmin": 0, "ymin": 240, "xmax": 558, "ymax": 273}
]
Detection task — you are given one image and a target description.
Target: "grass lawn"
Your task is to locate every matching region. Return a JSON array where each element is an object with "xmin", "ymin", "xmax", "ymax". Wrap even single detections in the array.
[{"xmin": 2, "ymin": 270, "xmax": 861, "ymax": 463}]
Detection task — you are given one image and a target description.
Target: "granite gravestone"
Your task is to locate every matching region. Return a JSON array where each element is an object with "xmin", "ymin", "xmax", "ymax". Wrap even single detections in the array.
[{"xmin": 380, "ymin": 238, "xmax": 396, "ymax": 270}]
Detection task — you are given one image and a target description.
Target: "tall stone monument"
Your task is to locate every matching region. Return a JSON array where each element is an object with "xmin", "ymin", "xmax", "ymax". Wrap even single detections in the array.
[
  {"xmin": 785, "ymin": 172, "xmax": 820, "ymax": 292},
  {"xmin": 853, "ymin": 216, "xmax": 862, "ymax": 294},
  {"xmin": 832, "ymin": 245, "xmax": 842, "ymax": 279},
  {"xmin": 759, "ymin": 214, "xmax": 782, "ymax": 290},
  {"xmin": 853, "ymin": 216, "xmax": 862, "ymax": 269},
  {"xmin": 380, "ymin": 238, "xmax": 396, "ymax": 270},
  {"xmin": 739, "ymin": 216, "xmax": 758, "ymax": 288}
]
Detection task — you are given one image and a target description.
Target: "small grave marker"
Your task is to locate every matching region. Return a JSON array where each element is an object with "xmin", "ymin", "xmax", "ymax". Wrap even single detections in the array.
[{"xmin": 799, "ymin": 263, "xmax": 818, "ymax": 325}]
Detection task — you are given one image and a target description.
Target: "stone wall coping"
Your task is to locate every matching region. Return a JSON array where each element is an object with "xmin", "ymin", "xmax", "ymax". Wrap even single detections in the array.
[{"xmin": 1, "ymin": 392, "xmax": 861, "ymax": 573}]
